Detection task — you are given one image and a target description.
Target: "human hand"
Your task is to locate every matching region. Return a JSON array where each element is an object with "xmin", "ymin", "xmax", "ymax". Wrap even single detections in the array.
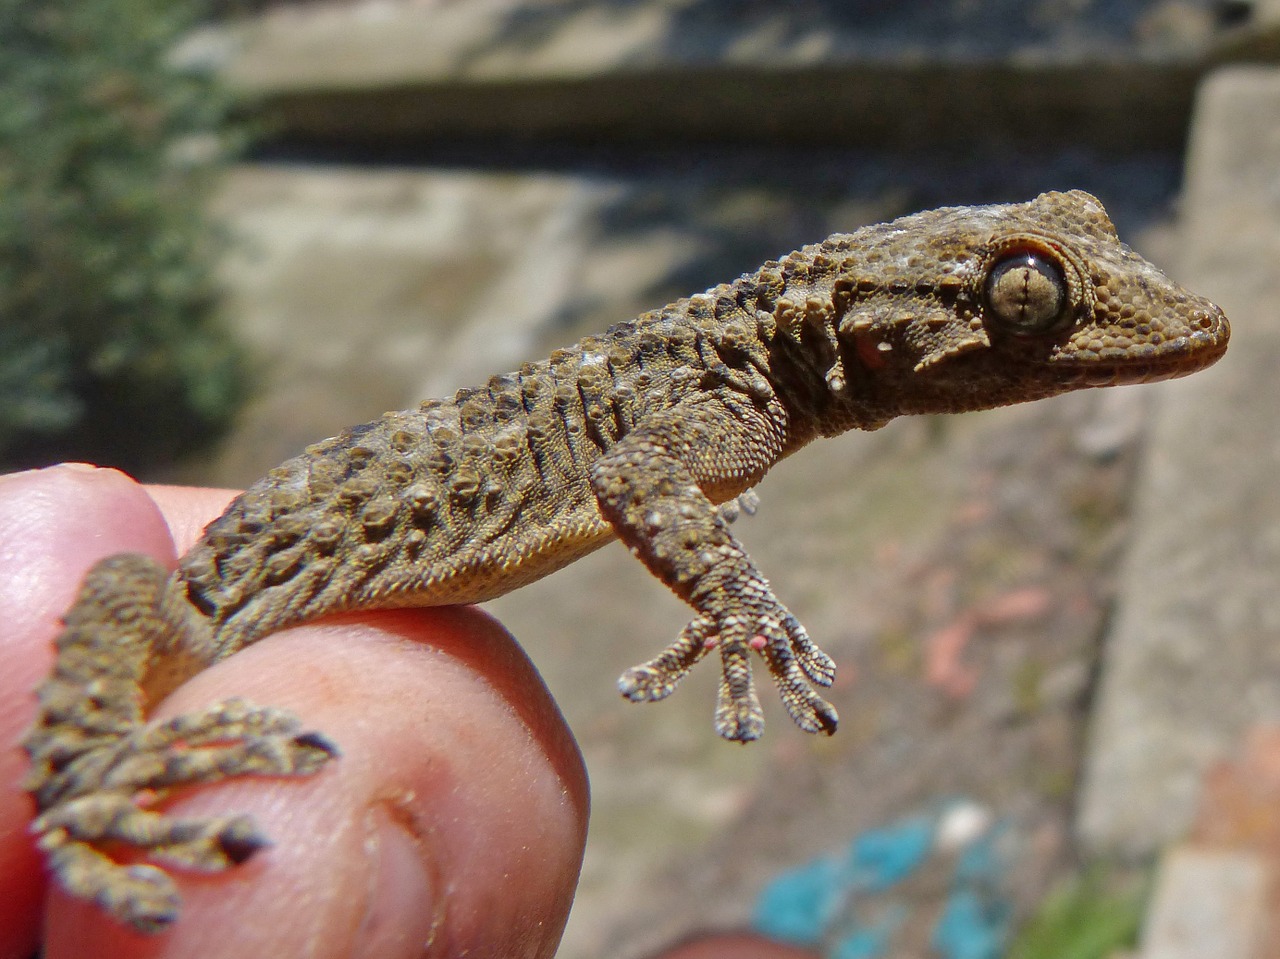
[{"xmin": 0, "ymin": 464, "xmax": 588, "ymax": 958}]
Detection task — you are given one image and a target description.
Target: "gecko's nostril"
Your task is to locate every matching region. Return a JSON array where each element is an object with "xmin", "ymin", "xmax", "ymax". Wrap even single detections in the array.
[{"xmin": 1189, "ymin": 311, "xmax": 1211, "ymax": 330}]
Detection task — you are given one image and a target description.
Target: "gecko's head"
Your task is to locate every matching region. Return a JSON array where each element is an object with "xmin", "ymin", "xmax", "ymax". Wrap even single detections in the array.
[
  {"xmin": 968, "ymin": 190, "xmax": 1228, "ymax": 387},
  {"xmin": 839, "ymin": 190, "xmax": 1230, "ymax": 410}
]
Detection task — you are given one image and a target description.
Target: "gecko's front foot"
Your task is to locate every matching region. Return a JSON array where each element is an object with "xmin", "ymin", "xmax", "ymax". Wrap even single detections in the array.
[
  {"xmin": 25, "ymin": 697, "xmax": 336, "ymax": 932},
  {"xmin": 618, "ymin": 603, "xmax": 838, "ymax": 742}
]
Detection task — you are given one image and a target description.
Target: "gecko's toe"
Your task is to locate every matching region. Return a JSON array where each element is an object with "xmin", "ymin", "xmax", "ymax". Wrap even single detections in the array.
[
  {"xmin": 714, "ymin": 669, "xmax": 765, "ymax": 742},
  {"xmin": 42, "ymin": 841, "xmax": 181, "ymax": 934},
  {"xmin": 617, "ymin": 665, "xmax": 676, "ymax": 702},
  {"xmin": 619, "ymin": 615, "xmax": 717, "ymax": 704},
  {"xmin": 114, "ymin": 864, "xmax": 182, "ymax": 934},
  {"xmin": 714, "ymin": 701, "xmax": 765, "ymax": 742}
]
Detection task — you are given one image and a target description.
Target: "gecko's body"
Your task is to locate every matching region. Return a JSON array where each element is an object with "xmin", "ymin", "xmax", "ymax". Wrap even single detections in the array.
[{"xmin": 25, "ymin": 191, "xmax": 1229, "ymax": 931}]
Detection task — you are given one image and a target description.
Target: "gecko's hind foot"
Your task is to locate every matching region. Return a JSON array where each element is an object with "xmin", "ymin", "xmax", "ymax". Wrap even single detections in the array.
[
  {"xmin": 618, "ymin": 605, "xmax": 839, "ymax": 742},
  {"xmin": 26, "ymin": 697, "xmax": 338, "ymax": 933}
]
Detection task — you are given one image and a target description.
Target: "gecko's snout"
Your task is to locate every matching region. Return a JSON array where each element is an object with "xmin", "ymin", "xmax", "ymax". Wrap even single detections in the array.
[
  {"xmin": 1176, "ymin": 300, "xmax": 1231, "ymax": 366},
  {"xmin": 1190, "ymin": 303, "xmax": 1231, "ymax": 345}
]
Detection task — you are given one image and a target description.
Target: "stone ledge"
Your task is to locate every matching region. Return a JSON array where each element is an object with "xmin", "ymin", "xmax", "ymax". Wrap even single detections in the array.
[
  {"xmin": 191, "ymin": 2, "xmax": 1220, "ymax": 151},
  {"xmin": 247, "ymin": 61, "xmax": 1203, "ymax": 152}
]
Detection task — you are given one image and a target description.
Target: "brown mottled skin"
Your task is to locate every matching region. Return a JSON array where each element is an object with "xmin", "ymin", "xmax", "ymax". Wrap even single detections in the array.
[{"xmin": 24, "ymin": 191, "xmax": 1229, "ymax": 931}]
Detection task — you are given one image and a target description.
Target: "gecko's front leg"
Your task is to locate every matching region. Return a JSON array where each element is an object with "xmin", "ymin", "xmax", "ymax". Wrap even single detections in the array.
[{"xmin": 591, "ymin": 392, "xmax": 837, "ymax": 741}]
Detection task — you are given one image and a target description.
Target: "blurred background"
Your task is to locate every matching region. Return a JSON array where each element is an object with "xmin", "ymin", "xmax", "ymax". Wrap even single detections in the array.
[{"xmin": 6, "ymin": 1, "xmax": 1280, "ymax": 956}]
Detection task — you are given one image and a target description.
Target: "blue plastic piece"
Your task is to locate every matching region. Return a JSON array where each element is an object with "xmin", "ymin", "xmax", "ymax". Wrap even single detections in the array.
[
  {"xmin": 931, "ymin": 888, "xmax": 1011, "ymax": 959},
  {"xmin": 830, "ymin": 905, "xmax": 908, "ymax": 959},
  {"xmin": 846, "ymin": 816, "xmax": 934, "ymax": 891},
  {"xmin": 953, "ymin": 823, "xmax": 1005, "ymax": 882},
  {"xmin": 752, "ymin": 798, "xmax": 1014, "ymax": 959},
  {"xmin": 753, "ymin": 856, "xmax": 843, "ymax": 945},
  {"xmin": 831, "ymin": 927, "xmax": 886, "ymax": 959}
]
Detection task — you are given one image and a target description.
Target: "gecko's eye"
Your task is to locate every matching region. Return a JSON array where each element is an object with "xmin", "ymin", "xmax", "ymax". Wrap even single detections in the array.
[{"xmin": 984, "ymin": 250, "xmax": 1071, "ymax": 336}]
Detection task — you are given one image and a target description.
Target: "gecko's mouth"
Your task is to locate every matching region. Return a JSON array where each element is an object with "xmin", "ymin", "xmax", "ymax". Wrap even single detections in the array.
[{"xmin": 1061, "ymin": 320, "xmax": 1230, "ymax": 387}]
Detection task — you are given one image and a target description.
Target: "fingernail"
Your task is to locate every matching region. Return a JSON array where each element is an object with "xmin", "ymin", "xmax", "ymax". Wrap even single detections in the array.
[
  {"xmin": 352, "ymin": 808, "xmax": 440, "ymax": 959},
  {"xmin": 0, "ymin": 463, "xmax": 114, "ymax": 492}
]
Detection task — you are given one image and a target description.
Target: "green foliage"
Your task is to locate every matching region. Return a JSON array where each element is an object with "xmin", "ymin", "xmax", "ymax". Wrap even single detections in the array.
[
  {"xmin": 1007, "ymin": 868, "xmax": 1147, "ymax": 959},
  {"xmin": 0, "ymin": 0, "xmax": 245, "ymax": 473}
]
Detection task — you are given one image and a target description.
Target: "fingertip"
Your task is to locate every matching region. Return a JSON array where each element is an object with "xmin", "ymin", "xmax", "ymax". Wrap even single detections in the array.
[
  {"xmin": 51, "ymin": 608, "xmax": 586, "ymax": 959},
  {"xmin": 0, "ymin": 465, "xmax": 174, "ymax": 618},
  {"xmin": 0, "ymin": 465, "xmax": 177, "ymax": 959},
  {"xmin": 143, "ymin": 485, "xmax": 239, "ymax": 553}
]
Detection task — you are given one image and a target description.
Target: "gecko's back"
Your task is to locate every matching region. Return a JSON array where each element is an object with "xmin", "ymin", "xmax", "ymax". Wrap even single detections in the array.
[{"xmin": 179, "ymin": 190, "xmax": 1224, "ymax": 663}]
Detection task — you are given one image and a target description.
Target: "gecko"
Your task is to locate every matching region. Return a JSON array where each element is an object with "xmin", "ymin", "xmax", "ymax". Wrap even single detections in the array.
[{"xmin": 23, "ymin": 190, "xmax": 1229, "ymax": 932}]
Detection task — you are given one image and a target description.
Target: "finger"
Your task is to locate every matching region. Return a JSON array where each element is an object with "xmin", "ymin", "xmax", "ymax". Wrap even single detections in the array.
[
  {"xmin": 11, "ymin": 469, "xmax": 588, "ymax": 957},
  {"xmin": 46, "ymin": 608, "xmax": 588, "ymax": 959},
  {"xmin": 0, "ymin": 465, "xmax": 177, "ymax": 959},
  {"xmin": 655, "ymin": 932, "xmax": 822, "ymax": 958},
  {"xmin": 144, "ymin": 484, "xmax": 238, "ymax": 551}
]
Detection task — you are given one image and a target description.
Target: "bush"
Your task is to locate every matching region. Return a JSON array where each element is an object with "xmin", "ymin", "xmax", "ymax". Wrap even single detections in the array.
[{"xmin": 0, "ymin": 0, "xmax": 246, "ymax": 474}]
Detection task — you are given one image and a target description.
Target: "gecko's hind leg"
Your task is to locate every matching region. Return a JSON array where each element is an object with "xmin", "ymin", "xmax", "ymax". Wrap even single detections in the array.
[{"xmin": 24, "ymin": 553, "xmax": 336, "ymax": 933}]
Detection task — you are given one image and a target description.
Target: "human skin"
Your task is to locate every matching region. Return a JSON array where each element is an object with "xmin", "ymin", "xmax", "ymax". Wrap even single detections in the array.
[
  {"xmin": 649, "ymin": 932, "xmax": 820, "ymax": 958},
  {"xmin": 0, "ymin": 464, "xmax": 589, "ymax": 959}
]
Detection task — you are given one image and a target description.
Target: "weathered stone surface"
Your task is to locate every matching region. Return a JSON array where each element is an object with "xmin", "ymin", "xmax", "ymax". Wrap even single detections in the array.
[
  {"xmin": 1137, "ymin": 847, "xmax": 1272, "ymax": 959},
  {"xmin": 1078, "ymin": 66, "xmax": 1280, "ymax": 858}
]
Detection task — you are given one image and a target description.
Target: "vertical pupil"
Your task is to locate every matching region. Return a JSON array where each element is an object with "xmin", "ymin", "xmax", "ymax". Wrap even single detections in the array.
[{"xmin": 986, "ymin": 252, "xmax": 1067, "ymax": 334}]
